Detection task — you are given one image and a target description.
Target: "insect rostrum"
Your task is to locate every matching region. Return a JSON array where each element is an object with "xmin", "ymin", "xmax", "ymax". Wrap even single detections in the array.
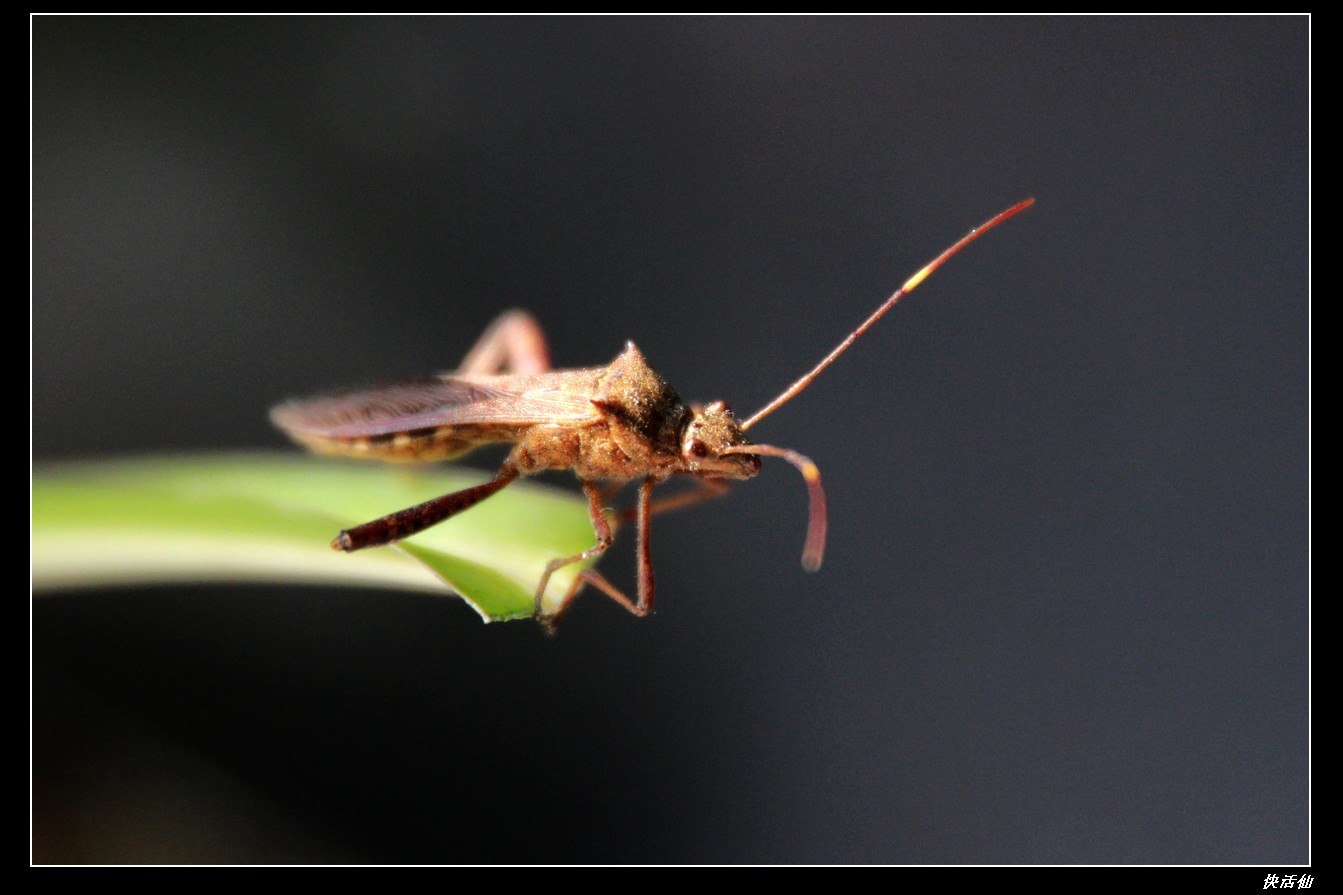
[{"xmin": 272, "ymin": 199, "xmax": 1033, "ymax": 628}]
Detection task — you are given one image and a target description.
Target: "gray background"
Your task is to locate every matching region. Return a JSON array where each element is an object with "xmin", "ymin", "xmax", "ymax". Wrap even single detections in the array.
[{"xmin": 34, "ymin": 18, "xmax": 1307, "ymax": 863}]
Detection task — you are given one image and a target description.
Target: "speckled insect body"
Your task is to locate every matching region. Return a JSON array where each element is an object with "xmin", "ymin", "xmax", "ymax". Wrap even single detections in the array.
[{"xmin": 272, "ymin": 200, "xmax": 1033, "ymax": 628}]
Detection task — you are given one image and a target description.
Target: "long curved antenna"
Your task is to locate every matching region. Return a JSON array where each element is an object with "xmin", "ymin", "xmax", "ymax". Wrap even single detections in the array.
[
  {"xmin": 741, "ymin": 198, "xmax": 1034, "ymax": 432},
  {"xmin": 724, "ymin": 443, "xmax": 827, "ymax": 571}
]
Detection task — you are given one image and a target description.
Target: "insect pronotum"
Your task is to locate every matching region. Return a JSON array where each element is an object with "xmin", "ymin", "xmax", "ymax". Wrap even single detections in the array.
[{"xmin": 272, "ymin": 199, "xmax": 1033, "ymax": 628}]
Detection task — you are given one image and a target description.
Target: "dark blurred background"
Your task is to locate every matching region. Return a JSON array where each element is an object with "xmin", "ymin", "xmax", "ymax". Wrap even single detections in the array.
[{"xmin": 33, "ymin": 17, "xmax": 1307, "ymax": 863}]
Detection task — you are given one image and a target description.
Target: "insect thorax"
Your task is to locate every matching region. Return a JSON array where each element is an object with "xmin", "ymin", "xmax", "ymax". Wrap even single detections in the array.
[{"xmin": 514, "ymin": 342, "xmax": 694, "ymax": 481}]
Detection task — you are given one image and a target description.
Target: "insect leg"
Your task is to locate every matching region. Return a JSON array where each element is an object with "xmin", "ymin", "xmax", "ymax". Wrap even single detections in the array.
[
  {"xmin": 633, "ymin": 474, "xmax": 656, "ymax": 615},
  {"xmin": 541, "ymin": 477, "xmax": 657, "ymax": 632},
  {"xmin": 534, "ymin": 479, "xmax": 616, "ymax": 625},
  {"xmin": 614, "ymin": 478, "xmax": 730, "ymax": 523},
  {"xmin": 455, "ymin": 310, "xmax": 552, "ymax": 376},
  {"xmin": 332, "ymin": 463, "xmax": 520, "ymax": 551}
]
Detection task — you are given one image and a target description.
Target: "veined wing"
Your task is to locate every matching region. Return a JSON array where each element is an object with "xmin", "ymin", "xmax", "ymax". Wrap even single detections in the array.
[{"xmin": 271, "ymin": 370, "xmax": 605, "ymax": 439}]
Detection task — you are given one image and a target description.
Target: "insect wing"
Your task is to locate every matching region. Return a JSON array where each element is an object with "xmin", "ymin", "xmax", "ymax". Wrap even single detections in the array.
[{"xmin": 271, "ymin": 371, "xmax": 603, "ymax": 439}]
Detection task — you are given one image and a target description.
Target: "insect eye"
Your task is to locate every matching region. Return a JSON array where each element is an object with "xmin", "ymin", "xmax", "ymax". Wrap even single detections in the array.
[
  {"xmin": 687, "ymin": 439, "xmax": 709, "ymax": 458},
  {"xmin": 707, "ymin": 400, "xmax": 730, "ymax": 414}
]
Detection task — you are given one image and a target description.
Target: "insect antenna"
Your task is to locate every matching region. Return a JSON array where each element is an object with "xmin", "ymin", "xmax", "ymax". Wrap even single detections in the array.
[
  {"xmin": 740, "ymin": 198, "xmax": 1034, "ymax": 432},
  {"xmin": 722, "ymin": 443, "xmax": 827, "ymax": 571}
]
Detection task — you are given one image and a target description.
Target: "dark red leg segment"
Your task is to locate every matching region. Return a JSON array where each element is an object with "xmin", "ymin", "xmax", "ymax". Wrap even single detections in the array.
[{"xmin": 333, "ymin": 464, "xmax": 520, "ymax": 551}]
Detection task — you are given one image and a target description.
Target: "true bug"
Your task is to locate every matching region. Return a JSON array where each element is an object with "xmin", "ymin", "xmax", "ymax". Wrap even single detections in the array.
[{"xmin": 271, "ymin": 199, "xmax": 1033, "ymax": 628}]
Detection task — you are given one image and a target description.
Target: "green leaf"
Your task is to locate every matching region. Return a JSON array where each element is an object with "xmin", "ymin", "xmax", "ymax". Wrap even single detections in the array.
[{"xmin": 31, "ymin": 454, "xmax": 602, "ymax": 622}]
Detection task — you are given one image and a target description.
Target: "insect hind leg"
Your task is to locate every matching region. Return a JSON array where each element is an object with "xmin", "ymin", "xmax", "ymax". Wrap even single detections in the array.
[
  {"xmin": 333, "ymin": 463, "xmax": 520, "ymax": 551},
  {"xmin": 455, "ymin": 310, "xmax": 552, "ymax": 376}
]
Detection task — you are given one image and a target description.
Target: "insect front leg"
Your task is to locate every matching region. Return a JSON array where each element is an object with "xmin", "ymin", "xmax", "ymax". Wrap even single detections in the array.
[
  {"xmin": 332, "ymin": 462, "xmax": 520, "ymax": 551},
  {"xmin": 455, "ymin": 310, "xmax": 552, "ymax": 376},
  {"xmin": 537, "ymin": 477, "xmax": 659, "ymax": 631}
]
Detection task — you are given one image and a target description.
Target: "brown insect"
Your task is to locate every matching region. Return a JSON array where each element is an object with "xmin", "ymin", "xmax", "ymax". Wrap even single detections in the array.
[{"xmin": 271, "ymin": 199, "xmax": 1033, "ymax": 628}]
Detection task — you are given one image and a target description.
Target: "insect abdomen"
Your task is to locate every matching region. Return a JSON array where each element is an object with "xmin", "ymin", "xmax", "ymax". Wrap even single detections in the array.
[{"xmin": 289, "ymin": 423, "xmax": 520, "ymax": 462}]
